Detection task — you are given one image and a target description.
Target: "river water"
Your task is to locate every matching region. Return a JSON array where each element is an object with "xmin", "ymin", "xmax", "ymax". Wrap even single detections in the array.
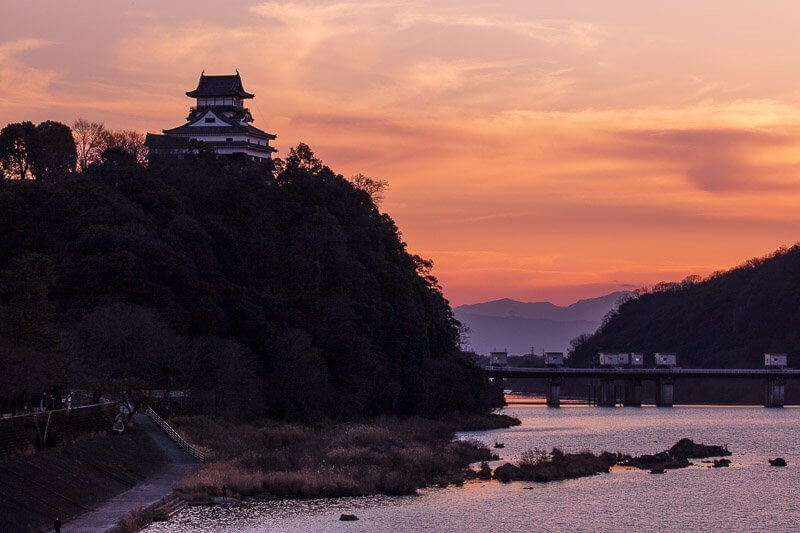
[{"xmin": 145, "ymin": 405, "xmax": 800, "ymax": 532}]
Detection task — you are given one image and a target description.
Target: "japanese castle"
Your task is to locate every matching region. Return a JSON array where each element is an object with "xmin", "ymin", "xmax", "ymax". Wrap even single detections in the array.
[{"xmin": 145, "ymin": 71, "xmax": 276, "ymax": 162}]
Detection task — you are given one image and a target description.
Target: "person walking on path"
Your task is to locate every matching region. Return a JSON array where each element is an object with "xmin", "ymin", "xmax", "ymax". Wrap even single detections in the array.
[
  {"xmin": 54, "ymin": 517, "xmax": 61, "ymax": 533},
  {"xmin": 222, "ymin": 485, "xmax": 228, "ymax": 502}
]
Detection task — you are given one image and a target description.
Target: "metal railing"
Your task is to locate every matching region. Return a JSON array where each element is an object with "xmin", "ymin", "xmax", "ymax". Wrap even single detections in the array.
[
  {"xmin": 143, "ymin": 405, "xmax": 208, "ymax": 462},
  {"xmin": 0, "ymin": 402, "xmax": 116, "ymax": 421}
]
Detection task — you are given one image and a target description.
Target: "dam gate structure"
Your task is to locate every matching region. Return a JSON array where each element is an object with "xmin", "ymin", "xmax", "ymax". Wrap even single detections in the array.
[{"xmin": 486, "ymin": 353, "xmax": 796, "ymax": 408}]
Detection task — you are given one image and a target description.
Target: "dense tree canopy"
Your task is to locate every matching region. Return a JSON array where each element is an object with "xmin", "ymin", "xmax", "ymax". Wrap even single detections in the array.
[
  {"xmin": 0, "ymin": 126, "xmax": 502, "ymax": 419},
  {"xmin": 571, "ymin": 246, "xmax": 800, "ymax": 369},
  {"xmin": 31, "ymin": 121, "xmax": 77, "ymax": 180},
  {"xmin": 0, "ymin": 121, "xmax": 38, "ymax": 180}
]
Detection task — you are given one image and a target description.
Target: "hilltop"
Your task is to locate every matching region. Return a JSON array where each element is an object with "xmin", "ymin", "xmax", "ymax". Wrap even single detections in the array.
[
  {"xmin": 571, "ymin": 246, "xmax": 800, "ymax": 368},
  {"xmin": 0, "ymin": 130, "xmax": 502, "ymax": 421},
  {"xmin": 455, "ymin": 291, "xmax": 631, "ymax": 354}
]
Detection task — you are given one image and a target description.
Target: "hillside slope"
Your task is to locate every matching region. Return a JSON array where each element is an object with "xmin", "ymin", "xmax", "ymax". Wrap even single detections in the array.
[
  {"xmin": 0, "ymin": 144, "xmax": 501, "ymax": 421},
  {"xmin": 571, "ymin": 246, "xmax": 800, "ymax": 368}
]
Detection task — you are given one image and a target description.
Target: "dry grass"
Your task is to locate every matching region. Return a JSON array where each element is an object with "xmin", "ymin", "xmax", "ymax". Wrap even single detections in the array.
[
  {"xmin": 173, "ymin": 413, "xmax": 512, "ymax": 501},
  {"xmin": 491, "ymin": 447, "xmax": 623, "ymax": 483},
  {"xmin": 58, "ymin": 429, "xmax": 111, "ymax": 451}
]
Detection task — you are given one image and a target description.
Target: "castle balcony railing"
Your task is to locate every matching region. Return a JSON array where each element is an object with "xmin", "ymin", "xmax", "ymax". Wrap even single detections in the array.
[{"xmin": 188, "ymin": 104, "xmax": 249, "ymax": 114}]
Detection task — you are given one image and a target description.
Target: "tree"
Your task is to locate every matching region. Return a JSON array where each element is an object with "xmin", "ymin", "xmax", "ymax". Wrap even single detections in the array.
[
  {"xmin": 72, "ymin": 119, "xmax": 107, "ymax": 171},
  {"xmin": 63, "ymin": 302, "xmax": 194, "ymax": 405},
  {"xmin": 92, "ymin": 147, "xmax": 141, "ymax": 188},
  {"xmin": 0, "ymin": 121, "xmax": 37, "ymax": 179},
  {"xmin": 0, "ymin": 253, "xmax": 59, "ymax": 352},
  {"xmin": 187, "ymin": 138, "xmax": 217, "ymax": 160},
  {"xmin": 0, "ymin": 140, "xmax": 499, "ymax": 421},
  {"xmin": 284, "ymin": 143, "xmax": 323, "ymax": 174},
  {"xmin": 31, "ymin": 121, "xmax": 76, "ymax": 180},
  {"xmin": 349, "ymin": 173, "xmax": 388, "ymax": 205},
  {"xmin": 189, "ymin": 336, "xmax": 260, "ymax": 417},
  {"xmin": 104, "ymin": 129, "xmax": 148, "ymax": 165},
  {"xmin": 568, "ymin": 333, "xmax": 591, "ymax": 356}
]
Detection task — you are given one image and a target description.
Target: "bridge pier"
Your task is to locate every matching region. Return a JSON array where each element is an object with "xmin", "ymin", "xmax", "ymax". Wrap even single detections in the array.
[
  {"xmin": 765, "ymin": 377, "xmax": 785, "ymax": 407},
  {"xmin": 546, "ymin": 378, "xmax": 561, "ymax": 407},
  {"xmin": 623, "ymin": 378, "xmax": 642, "ymax": 407},
  {"xmin": 595, "ymin": 378, "xmax": 617, "ymax": 407},
  {"xmin": 487, "ymin": 366, "xmax": 800, "ymax": 407},
  {"xmin": 655, "ymin": 378, "xmax": 674, "ymax": 407}
]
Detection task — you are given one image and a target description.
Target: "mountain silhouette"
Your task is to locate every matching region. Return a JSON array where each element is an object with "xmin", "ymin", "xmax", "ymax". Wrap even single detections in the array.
[{"xmin": 454, "ymin": 291, "xmax": 632, "ymax": 355}]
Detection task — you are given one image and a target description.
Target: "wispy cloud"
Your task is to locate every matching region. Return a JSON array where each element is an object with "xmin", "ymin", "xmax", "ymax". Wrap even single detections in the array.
[
  {"xmin": 595, "ymin": 128, "xmax": 799, "ymax": 192},
  {"xmin": 393, "ymin": 11, "xmax": 606, "ymax": 49},
  {"xmin": 249, "ymin": 1, "xmax": 606, "ymax": 49},
  {"xmin": 5, "ymin": 1, "xmax": 800, "ymax": 304},
  {"xmin": 0, "ymin": 39, "xmax": 56, "ymax": 113}
]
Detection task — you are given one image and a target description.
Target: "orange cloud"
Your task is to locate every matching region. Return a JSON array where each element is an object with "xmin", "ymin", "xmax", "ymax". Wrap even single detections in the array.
[
  {"xmin": 0, "ymin": 39, "xmax": 56, "ymax": 114},
  {"xmin": 596, "ymin": 129, "xmax": 799, "ymax": 192},
  {"xmin": 4, "ymin": 1, "xmax": 800, "ymax": 305}
]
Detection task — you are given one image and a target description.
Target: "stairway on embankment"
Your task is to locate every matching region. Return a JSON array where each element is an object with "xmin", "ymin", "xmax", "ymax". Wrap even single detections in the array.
[{"xmin": 151, "ymin": 492, "xmax": 189, "ymax": 522}]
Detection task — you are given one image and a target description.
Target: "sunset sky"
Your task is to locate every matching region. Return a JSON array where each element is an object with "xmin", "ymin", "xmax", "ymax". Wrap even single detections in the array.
[{"xmin": 3, "ymin": 1, "xmax": 800, "ymax": 305}]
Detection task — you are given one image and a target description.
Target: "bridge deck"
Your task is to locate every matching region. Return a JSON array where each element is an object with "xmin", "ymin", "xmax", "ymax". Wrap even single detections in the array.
[{"xmin": 484, "ymin": 366, "xmax": 800, "ymax": 379}]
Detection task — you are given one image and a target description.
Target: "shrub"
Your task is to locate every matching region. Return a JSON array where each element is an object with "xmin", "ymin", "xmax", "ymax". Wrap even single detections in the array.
[{"xmin": 175, "ymin": 413, "xmax": 516, "ymax": 499}]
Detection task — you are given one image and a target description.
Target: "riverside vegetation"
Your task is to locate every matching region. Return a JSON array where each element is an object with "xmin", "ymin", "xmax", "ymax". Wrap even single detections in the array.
[
  {"xmin": 487, "ymin": 438, "xmax": 732, "ymax": 483},
  {"xmin": 171, "ymin": 426, "xmax": 730, "ymax": 502},
  {"xmin": 172, "ymin": 413, "xmax": 519, "ymax": 501}
]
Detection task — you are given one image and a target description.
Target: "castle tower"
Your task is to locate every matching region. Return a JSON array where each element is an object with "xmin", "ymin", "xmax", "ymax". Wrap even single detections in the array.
[{"xmin": 145, "ymin": 71, "xmax": 276, "ymax": 162}]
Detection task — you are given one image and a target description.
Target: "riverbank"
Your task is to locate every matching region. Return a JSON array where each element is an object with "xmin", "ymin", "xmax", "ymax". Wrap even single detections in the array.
[
  {"xmin": 61, "ymin": 413, "xmax": 198, "ymax": 533},
  {"xmin": 143, "ymin": 405, "xmax": 800, "ymax": 533},
  {"xmin": 0, "ymin": 415, "xmax": 172, "ymax": 532},
  {"xmin": 172, "ymin": 412, "xmax": 519, "ymax": 503}
]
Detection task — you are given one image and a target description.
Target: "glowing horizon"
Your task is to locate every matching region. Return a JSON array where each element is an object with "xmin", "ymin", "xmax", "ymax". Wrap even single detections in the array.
[{"xmin": 3, "ymin": 1, "xmax": 800, "ymax": 305}]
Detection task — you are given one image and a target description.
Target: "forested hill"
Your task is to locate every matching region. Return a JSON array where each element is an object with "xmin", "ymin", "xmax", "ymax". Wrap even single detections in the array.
[
  {"xmin": 571, "ymin": 246, "xmax": 800, "ymax": 368},
  {"xmin": 0, "ymin": 138, "xmax": 501, "ymax": 420}
]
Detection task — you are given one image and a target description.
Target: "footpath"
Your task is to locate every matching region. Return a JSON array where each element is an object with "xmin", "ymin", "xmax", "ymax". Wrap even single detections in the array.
[{"xmin": 62, "ymin": 413, "xmax": 198, "ymax": 532}]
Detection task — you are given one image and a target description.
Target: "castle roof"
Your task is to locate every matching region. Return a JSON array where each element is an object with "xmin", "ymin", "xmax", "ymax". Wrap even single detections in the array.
[
  {"xmin": 162, "ymin": 111, "xmax": 276, "ymax": 141},
  {"xmin": 186, "ymin": 71, "xmax": 255, "ymax": 98}
]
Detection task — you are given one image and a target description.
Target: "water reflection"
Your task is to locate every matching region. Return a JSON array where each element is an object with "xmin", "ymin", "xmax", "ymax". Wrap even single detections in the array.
[{"xmin": 145, "ymin": 406, "xmax": 800, "ymax": 532}]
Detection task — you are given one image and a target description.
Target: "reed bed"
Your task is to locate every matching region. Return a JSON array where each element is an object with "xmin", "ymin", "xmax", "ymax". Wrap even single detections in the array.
[{"xmin": 172, "ymin": 413, "xmax": 516, "ymax": 501}]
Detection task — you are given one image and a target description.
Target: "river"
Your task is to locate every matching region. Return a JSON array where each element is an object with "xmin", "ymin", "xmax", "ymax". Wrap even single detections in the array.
[{"xmin": 144, "ymin": 405, "xmax": 800, "ymax": 532}]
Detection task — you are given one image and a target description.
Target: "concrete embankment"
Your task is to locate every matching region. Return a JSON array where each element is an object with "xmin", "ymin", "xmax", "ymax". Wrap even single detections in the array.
[
  {"xmin": 0, "ymin": 403, "xmax": 119, "ymax": 457},
  {"xmin": 1, "ymin": 413, "xmax": 195, "ymax": 533}
]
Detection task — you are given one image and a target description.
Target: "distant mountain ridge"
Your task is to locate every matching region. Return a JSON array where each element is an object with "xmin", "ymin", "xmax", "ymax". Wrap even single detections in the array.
[
  {"xmin": 454, "ymin": 291, "xmax": 632, "ymax": 355},
  {"xmin": 457, "ymin": 291, "xmax": 633, "ymax": 322}
]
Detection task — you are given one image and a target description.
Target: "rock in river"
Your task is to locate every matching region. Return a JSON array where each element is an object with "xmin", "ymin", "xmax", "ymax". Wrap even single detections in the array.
[
  {"xmin": 769, "ymin": 458, "xmax": 788, "ymax": 467},
  {"xmin": 493, "ymin": 463, "xmax": 521, "ymax": 482},
  {"xmin": 669, "ymin": 438, "xmax": 731, "ymax": 459},
  {"xmin": 340, "ymin": 514, "xmax": 359, "ymax": 521}
]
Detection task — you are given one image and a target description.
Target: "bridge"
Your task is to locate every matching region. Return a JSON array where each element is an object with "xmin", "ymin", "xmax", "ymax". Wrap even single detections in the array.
[{"xmin": 483, "ymin": 366, "xmax": 799, "ymax": 407}]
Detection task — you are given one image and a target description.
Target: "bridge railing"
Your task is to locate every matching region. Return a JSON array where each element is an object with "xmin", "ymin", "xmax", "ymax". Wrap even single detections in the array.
[
  {"xmin": 483, "ymin": 366, "xmax": 800, "ymax": 378},
  {"xmin": 143, "ymin": 405, "xmax": 208, "ymax": 462}
]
